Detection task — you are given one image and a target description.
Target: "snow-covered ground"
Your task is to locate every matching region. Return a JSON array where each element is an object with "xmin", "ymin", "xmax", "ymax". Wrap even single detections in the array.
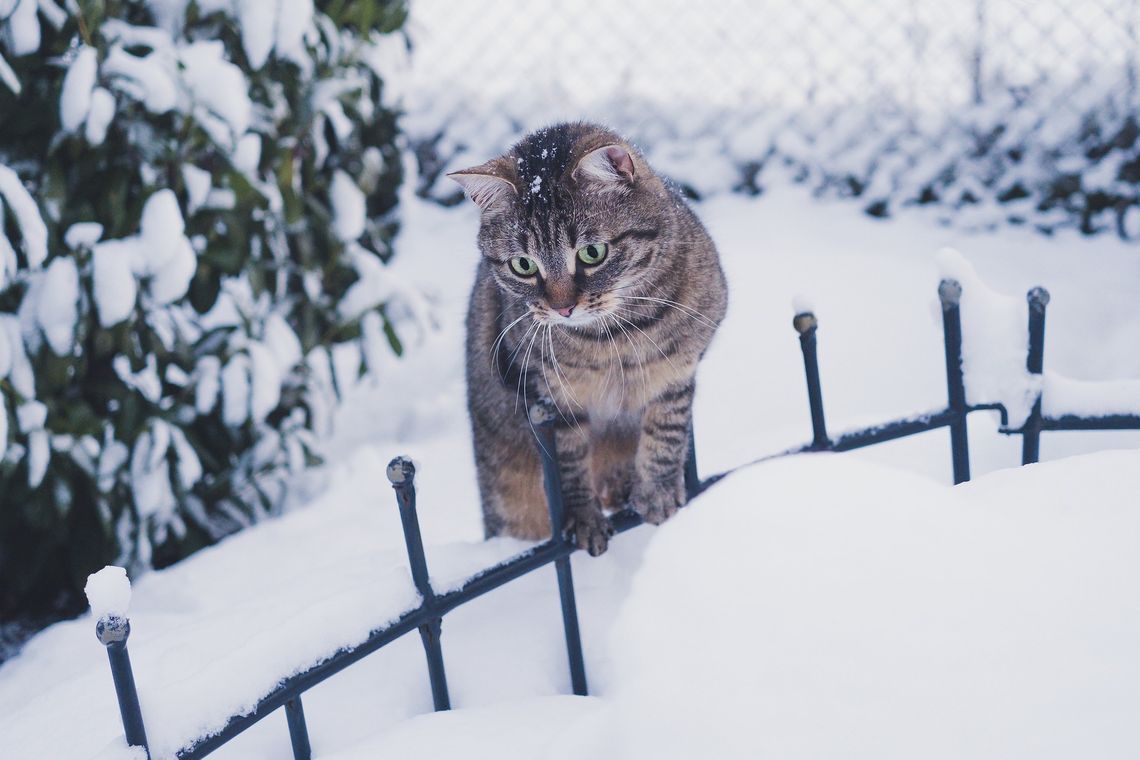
[{"xmin": 1, "ymin": 178, "xmax": 1138, "ymax": 759}]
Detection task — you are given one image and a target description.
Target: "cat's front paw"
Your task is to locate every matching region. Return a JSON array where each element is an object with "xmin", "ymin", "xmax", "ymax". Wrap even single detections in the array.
[
  {"xmin": 564, "ymin": 503, "xmax": 614, "ymax": 557},
  {"xmin": 629, "ymin": 478, "xmax": 685, "ymax": 525}
]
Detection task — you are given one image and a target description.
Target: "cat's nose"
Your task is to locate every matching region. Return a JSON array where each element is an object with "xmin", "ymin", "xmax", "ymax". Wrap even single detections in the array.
[{"xmin": 556, "ymin": 306, "xmax": 575, "ymax": 318}]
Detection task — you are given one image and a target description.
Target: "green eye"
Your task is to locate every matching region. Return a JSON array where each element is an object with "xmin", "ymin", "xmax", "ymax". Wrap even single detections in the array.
[
  {"xmin": 577, "ymin": 243, "xmax": 608, "ymax": 266},
  {"xmin": 509, "ymin": 256, "xmax": 539, "ymax": 277}
]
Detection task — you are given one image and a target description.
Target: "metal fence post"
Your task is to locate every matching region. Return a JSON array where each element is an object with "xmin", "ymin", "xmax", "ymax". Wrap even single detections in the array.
[
  {"xmin": 283, "ymin": 696, "xmax": 312, "ymax": 760},
  {"xmin": 95, "ymin": 615, "xmax": 150, "ymax": 756},
  {"xmin": 683, "ymin": 424, "xmax": 700, "ymax": 501},
  {"xmin": 387, "ymin": 456, "xmax": 451, "ymax": 712},
  {"xmin": 529, "ymin": 400, "xmax": 589, "ymax": 697},
  {"xmin": 793, "ymin": 310, "xmax": 830, "ymax": 450},
  {"xmin": 1021, "ymin": 286, "xmax": 1050, "ymax": 464},
  {"xmin": 938, "ymin": 279, "xmax": 971, "ymax": 484}
]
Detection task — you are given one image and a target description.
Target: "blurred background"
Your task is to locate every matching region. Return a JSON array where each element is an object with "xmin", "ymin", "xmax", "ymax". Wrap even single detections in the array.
[
  {"xmin": 404, "ymin": 0, "xmax": 1140, "ymax": 235},
  {"xmin": 1, "ymin": 0, "xmax": 1137, "ymax": 659}
]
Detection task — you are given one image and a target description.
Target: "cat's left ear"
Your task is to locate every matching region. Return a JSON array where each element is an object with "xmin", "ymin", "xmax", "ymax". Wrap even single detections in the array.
[
  {"xmin": 573, "ymin": 144, "xmax": 636, "ymax": 186},
  {"xmin": 448, "ymin": 160, "xmax": 518, "ymax": 213}
]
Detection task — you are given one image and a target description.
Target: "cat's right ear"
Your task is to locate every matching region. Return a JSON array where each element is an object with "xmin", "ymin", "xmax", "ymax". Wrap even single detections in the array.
[{"xmin": 448, "ymin": 162, "xmax": 518, "ymax": 214}]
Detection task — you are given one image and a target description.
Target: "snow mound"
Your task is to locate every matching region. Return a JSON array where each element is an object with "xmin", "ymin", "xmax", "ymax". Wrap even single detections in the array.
[
  {"xmin": 84, "ymin": 566, "xmax": 132, "ymax": 621},
  {"xmin": 606, "ymin": 452, "xmax": 1140, "ymax": 759}
]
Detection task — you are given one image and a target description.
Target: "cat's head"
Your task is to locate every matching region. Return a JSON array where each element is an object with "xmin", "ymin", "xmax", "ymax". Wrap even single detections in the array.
[{"xmin": 449, "ymin": 122, "xmax": 670, "ymax": 328}]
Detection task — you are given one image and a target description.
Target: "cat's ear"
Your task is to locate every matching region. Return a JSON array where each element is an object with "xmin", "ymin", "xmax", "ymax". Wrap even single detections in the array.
[
  {"xmin": 573, "ymin": 144, "xmax": 636, "ymax": 186},
  {"xmin": 448, "ymin": 161, "xmax": 518, "ymax": 213}
]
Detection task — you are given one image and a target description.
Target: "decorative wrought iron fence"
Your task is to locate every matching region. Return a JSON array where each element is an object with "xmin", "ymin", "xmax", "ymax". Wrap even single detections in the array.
[{"xmin": 92, "ymin": 278, "xmax": 1139, "ymax": 759}]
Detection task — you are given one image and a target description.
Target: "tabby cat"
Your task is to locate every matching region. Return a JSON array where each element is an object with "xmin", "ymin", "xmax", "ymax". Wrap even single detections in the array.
[{"xmin": 451, "ymin": 122, "xmax": 727, "ymax": 556}]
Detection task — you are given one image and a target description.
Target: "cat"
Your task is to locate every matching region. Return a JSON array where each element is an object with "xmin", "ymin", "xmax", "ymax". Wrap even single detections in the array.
[{"xmin": 450, "ymin": 122, "xmax": 727, "ymax": 556}]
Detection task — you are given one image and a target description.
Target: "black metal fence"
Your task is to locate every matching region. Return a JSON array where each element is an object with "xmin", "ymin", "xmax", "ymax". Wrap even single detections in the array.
[{"xmin": 93, "ymin": 278, "xmax": 1139, "ymax": 759}]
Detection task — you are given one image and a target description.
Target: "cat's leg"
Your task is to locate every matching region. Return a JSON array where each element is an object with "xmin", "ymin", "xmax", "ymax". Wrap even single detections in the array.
[
  {"xmin": 629, "ymin": 378, "xmax": 694, "ymax": 525},
  {"xmin": 554, "ymin": 422, "xmax": 613, "ymax": 556},
  {"xmin": 590, "ymin": 418, "xmax": 637, "ymax": 511},
  {"xmin": 471, "ymin": 403, "xmax": 551, "ymax": 540}
]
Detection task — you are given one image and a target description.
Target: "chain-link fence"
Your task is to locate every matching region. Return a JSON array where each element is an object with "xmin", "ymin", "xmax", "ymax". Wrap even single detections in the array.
[{"xmin": 401, "ymin": 0, "xmax": 1140, "ymax": 235}]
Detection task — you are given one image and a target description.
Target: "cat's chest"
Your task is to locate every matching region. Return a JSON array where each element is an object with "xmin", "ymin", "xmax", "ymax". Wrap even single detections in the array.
[{"xmin": 543, "ymin": 339, "xmax": 687, "ymax": 419}]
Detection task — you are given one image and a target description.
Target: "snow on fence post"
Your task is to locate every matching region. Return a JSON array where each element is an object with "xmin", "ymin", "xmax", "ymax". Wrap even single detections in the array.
[
  {"xmin": 386, "ymin": 456, "xmax": 452, "ymax": 712},
  {"xmin": 1021, "ymin": 287, "xmax": 1051, "ymax": 465},
  {"xmin": 938, "ymin": 279, "xmax": 972, "ymax": 484},
  {"xmin": 85, "ymin": 567, "xmax": 149, "ymax": 757},
  {"xmin": 528, "ymin": 400, "xmax": 589, "ymax": 697},
  {"xmin": 793, "ymin": 306, "xmax": 830, "ymax": 450}
]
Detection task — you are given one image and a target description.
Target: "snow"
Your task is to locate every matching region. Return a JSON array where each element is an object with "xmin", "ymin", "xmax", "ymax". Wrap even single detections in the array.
[
  {"xmin": 26, "ymin": 429, "xmax": 49, "ymax": 487},
  {"xmin": 237, "ymin": 0, "xmax": 276, "ymax": 69},
  {"xmin": 337, "ymin": 245, "xmax": 409, "ymax": 323},
  {"xmin": 83, "ymin": 567, "xmax": 132, "ymax": 622},
  {"xmin": 273, "ymin": 0, "xmax": 314, "ymax": 67},
  {"xmin": 222, "ymin": 353, "xmax": 251, "ymax": 426},
  {"xmin": 179, "ymin": 41, "xmax": 252, "ymax": 145},
  {"xmin": 146, "ymin": 235, "xmax": 196, "ymax": 305},
  {"xmin": 0, "ymin": 314, "xmax": 35, "ymax": 398},
  {"xmin": 0, "ymin": 163, "xmax": 48, "ymax": 268},
  {"xmin": 89, "ymin": 190, "xmax": 197, "ymax": 319},
  {"xmin": 0, "ymin": 49, "xmax": 20, "ymax": 95},
  {"xmin": 232, "ymin": 132, "xmax": 261, "ymax": 175},
  {"xmin": 263, "ymin": 313, "xmax": 302, "ymax": 372},
  {"xmin": 16, "ymin": 400, "xmax": 46, "ymax": 431},
  {"xmin": 92, "ymin": 240, "xmax": 139, "ymax": 327},
  {"xmin": 1043, "ymin": 372, "xmax": 1140, "ymax": 419},
  {"xmin": 195, "ymin": 355, "xmax": 222, "ymax": 415},
  {"xmin": 6, "ymin": 0, "xmax": 40, "ymax": 56},
  {"xmin": 114, "ymin": 355, "xmax": 162, "ymax": 404},
  {"xmin": 36, "ymin": 257, "xmax": 80, "ymax": 355},
  {"xmin": 181, "ymin": 164, "xmax": 212, "ymax": 215},
  {"xmin": 131, "ymin": 421, "xmax": 176, "ymax": 520},
  {"xmin": 0, "ymin": 321, "xmax": 10, "ymax": 378},
  {"xmin": 1, "ymin": 181, "xmax": 1138, "ymax": 758},
  {"xmin": 601, "ymin": 453, "xmax": 1140, "ymax": 758},
  {"xmin": 85, "ymin": 88, "xmax": 117, "ymax": 146},
  {"xmin": 169, "ymin": 426, "xmax": 203, "ymax": 490},
  {"xmin": 791, "ymin": 293, "xmax": 815, "ymax": 315},
  {"xmin": 248, "ymin": 341, "xmax": 282, "ymax": 423},
  {"xmin": 330, "ymin": 170, "xmax": 366, "ymax": 242},
  {"xmin": 936, "ymin": 248, "xmax": 1038, "ymax": 426},
  {"xmin": 103, "ymin": 47, "xmax": 178, "ymax": 114},
  {"xmin": 64, "ymin": 222, "xmax": 104, "ymax": 249},
  {"xmin": 60, "ymin": 46, "xmax": 97, "ymax": 133}
]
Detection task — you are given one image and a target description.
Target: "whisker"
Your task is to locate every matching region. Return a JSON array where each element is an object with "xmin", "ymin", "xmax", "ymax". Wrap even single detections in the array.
[
  {"xmin": 615, "ymin": 295, "xmax": 719, "ymax": 329},
  {"xmin": 610, "ymin": 310, "xmax": 681, "ymax": 373},
  {"xmin": 489, "ymin": 312, "xmax": 531, "ymax": 370}
]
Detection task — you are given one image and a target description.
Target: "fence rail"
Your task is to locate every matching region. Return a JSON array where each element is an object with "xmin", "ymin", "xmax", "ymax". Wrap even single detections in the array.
[{"xmin": 93, "ymin": 278, "xmax": 1140, "ymax": 759}]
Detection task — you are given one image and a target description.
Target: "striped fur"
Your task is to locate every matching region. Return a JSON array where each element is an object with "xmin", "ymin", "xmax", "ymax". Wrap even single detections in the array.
[{"xmin": 451, "ymin": 123, "xmax": 727, "ymax": 555}]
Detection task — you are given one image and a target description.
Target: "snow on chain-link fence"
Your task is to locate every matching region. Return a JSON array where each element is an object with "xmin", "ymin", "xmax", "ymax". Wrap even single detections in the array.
[{"xmin": 402, "ymin": 0, "xmax": 1140, "ymax": 236}]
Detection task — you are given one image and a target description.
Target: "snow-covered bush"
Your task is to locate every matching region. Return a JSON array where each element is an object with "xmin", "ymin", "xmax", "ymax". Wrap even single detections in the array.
[{"xmin": 0, "ymin": 0, "xmax": 409, "ymax": 618}]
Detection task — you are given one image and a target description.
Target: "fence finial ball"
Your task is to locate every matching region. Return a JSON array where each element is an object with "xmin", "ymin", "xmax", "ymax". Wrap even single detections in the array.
[
  {"xmin": 792, "ymin": 312, "xmax": 817, "ymax": 335},
  {"xmin": 938, "ymin": 278, "xmax": 963, "ymax": 308},
  {"xmin": 528, "ymin": 398, "xmax": 558, "ymax": 427},
  {"xmin": 95, "ymin": 615, "xmax": 131, "ymax": 646},
  {"xmin": 1027, "ymin": 286, "xmax": 1051, "ymax": 311},
  {"xmin": 387, "ymin": 456, "xmax": 416, "ymax": 485}
]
